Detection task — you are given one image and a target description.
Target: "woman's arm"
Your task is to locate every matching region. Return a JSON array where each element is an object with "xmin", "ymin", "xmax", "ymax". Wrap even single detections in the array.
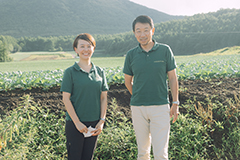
[
  {"xmin": 100, "ymin": 91, "xmax": 108, "ymax": 120},
  {"xmin": 62, "ymin": 92, "xmax": 88, "ymax": 133},
  {"xmin": 92, "ymin": 91, "xmax": 108, "ymax": 136}
]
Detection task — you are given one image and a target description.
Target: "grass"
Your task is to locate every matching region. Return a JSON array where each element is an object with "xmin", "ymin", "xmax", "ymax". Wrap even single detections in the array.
[
  {"xmin": 0, "ymin": 57, "xmax": 125, "ymax": 72},
  {"xmin": 1, "ymin": 51, "xmax": 124, "ymax": 72},
  {"xmin": 198, "ymin": 46, "xmax": 240, "ymax": 56},
  {"xmin": 1, "ymin": 95, "xmax": 239, "ymax": 159},
  {"xmin": 21, "ymin": 54, "xmax": 73, "ymax": 61},
  {"xmin": 1, "ymin": 46, "xmax": 239, "ymax": 72},
  {"xmin": 9, "ymin": 51, "xmax": 74, "ymax": 61},
  {"xmin": 175, "ymin": 46, "xmax": 240, "ymax": 63},
  {"xmin": 1, "ymin": 54, "xmax": 240, "ymax": 72}
]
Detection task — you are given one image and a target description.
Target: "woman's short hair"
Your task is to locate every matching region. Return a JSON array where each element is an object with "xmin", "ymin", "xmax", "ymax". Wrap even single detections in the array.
[{"xmin": 73, "ymin": 33, "xmax": 96, "ymax": 50}]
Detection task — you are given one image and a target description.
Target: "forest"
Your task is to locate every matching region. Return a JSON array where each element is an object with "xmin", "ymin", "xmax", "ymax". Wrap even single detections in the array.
[{"xmin": 1, "ymin": 8, "xmax": 240, "ymax": 61}]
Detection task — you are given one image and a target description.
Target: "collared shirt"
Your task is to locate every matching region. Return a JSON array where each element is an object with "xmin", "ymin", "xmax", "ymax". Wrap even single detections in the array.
[
  {"xmin": 123, "ymin": 40, "xmax": 177, "ymax": 106},
  {"xmin": 60, "ymin": 62, "xmax": 109, "ymax": 122}
]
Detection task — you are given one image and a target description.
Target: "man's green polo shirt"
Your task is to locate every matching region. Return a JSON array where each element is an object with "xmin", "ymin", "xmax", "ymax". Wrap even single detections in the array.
[
  {"xmin": 123, "ymin": 40, "xmax": 177, "ymax": 106},
  {"xmin": 60, "ymin": 62, "xmax": 109, "ymax": 122}
]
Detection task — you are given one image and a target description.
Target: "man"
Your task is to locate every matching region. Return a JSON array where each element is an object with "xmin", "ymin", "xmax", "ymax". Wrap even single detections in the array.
[{"xmin": 123, "ymin": 15, "xmax": 179, "ymax": 160}]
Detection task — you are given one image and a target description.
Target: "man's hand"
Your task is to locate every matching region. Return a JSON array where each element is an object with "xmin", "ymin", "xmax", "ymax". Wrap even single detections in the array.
[{"xmin": 170, "ymin": 104, "xmax": 179, "ymax": 123}]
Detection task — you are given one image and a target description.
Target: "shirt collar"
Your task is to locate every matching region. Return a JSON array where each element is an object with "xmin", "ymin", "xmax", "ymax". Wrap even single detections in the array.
[
  {"xmin": 137, "ymin": 39, "xmax": 159, "ymax": 53},
  {"xmin": 73, "ymin": 62, "xmax": 96, "ymax": 73}
]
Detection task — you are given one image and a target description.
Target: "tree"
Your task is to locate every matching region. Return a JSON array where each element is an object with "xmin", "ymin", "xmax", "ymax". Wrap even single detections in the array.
[
  {"xmin": 0, "ymin": 41, "xmax": 13, "ymax": 62},
  {"xmin": 0, "ymin": 35, "xmax": 21, "ymax": 53}
]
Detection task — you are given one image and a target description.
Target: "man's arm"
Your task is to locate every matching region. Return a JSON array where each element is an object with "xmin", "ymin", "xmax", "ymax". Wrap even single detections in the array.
[
  {"xmin": 167, "ymin": 69, "xmax": 179, "ymax": 123},
  {"xmin": 124, "ymin": 74, "xmax": 133, "ymax": 95}
]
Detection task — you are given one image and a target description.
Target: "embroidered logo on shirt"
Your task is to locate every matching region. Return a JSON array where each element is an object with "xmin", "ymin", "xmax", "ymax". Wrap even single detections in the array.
[{"xmin": 154, "ymin": 60, "xmax": 164, "ymax": 63}]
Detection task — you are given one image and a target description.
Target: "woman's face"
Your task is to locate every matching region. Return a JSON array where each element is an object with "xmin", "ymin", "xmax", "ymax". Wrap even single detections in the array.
[{"xmin": 74, "ymin": 39, "xmax": 94, "ymax": 60}]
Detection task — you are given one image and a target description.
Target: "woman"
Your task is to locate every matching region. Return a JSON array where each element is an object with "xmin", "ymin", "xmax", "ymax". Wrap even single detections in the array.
[{"xmin": 61, "ymin": 33, "xmax": 108, "ymax": 160}]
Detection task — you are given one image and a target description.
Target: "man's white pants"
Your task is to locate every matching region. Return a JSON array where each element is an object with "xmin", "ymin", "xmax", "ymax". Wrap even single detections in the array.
[{"xmin": 131, "ymin": 104, "xmax": 170, "ymax": 160}]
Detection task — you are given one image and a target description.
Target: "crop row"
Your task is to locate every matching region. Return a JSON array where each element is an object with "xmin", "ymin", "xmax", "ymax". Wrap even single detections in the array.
[
  {"xmin": 0, "ymin": 56, "xmax": 240, "ymax": 91},
  {"xmin": 177, "ymin": 57, "xmax": 240, "ymax": 80}
]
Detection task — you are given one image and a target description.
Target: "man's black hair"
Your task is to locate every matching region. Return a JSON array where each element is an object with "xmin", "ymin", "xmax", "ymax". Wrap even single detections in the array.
[{"xmin": 132, "ymin": 15, "xmax": 154, "ymax": 32}]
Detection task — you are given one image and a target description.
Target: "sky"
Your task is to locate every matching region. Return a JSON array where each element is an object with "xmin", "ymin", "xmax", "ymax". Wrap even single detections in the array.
[{"xmin": 130, "ymin": 0, "xmax": 240, "ymax": 16}]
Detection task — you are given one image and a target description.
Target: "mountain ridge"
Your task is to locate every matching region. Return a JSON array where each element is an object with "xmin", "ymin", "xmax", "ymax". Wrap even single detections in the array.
[{"xmin": 0, "ymin": 0, "xmax": 183, "ymax": 37}]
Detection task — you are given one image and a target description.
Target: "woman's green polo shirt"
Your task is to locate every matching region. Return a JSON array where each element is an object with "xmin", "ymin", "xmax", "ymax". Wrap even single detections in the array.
[
  {"xmin": 60, "ymin": 62, "xmax": 109, "ymax": 122},
  {"xmin": 123, "ymin": 40, "xmax": 177, "ymax": 106}
]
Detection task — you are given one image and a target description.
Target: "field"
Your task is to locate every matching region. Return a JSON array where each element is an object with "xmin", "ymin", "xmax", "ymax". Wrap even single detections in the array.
[
  {"xmin": 1, "ymin": 46, "xmax": 240, "ymax": 72},
  {"xmin": 0, "ymin": 47, "xmax": 240, "ymax": 159},
  {"xmin": 1, "ymin": 51, "xmax": 124, "ymax": 72}
]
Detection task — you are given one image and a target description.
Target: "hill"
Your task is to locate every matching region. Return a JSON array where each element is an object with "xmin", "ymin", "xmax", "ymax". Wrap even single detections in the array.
[
  {"xmin": 194, "ymin": 46, "xmax": 240, "ymax": 56},
  {"xmin": 95, "ymin": 8, "xmax": 240, "ymax": 55},
  {"xmin": 154, "ymin": 9, "xmax": 240, "ymax": 55},
  {"xmin": 1, "ymin": 9, "xmax": 239, "ymax": 56},
  {"xmin": 0, "ymin": 0, "xmax": 182, "ymax": 37}
]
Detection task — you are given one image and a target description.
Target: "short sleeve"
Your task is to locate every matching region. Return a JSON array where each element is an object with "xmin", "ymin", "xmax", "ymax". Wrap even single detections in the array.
[
  {"xmin": 166, "ymin": 46, "xmax": 177, "ymax": 72},
  {"xmin": 60, "ymin": 68, "xmax": 73, "ymax": 94},
  {"xmin": 123, "ymin": 52, "xmax": 133, "ymax": 76},
  {"xmin": 101, "ymin": 70, "xmax": 109, "ymax": 91}
]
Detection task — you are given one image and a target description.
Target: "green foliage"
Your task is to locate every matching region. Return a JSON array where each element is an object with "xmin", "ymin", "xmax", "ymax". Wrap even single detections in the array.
[
  {"xmin": 182, "ymin": 95, "xmax": 240, "ymax": 160},
  {"xmin": 218, "ymin": 127, "xmax": 240, "ymax": 159},
  {"xmin": 94, "ymin": 99, "xmax": 138, "ymax": 159},
  {"xmin": 176, "ymin": 54, "xmax": 240, "ymax": 80},
  {"xmin": 0, "ymin": 67, "xmax": 125, "ymax": 91},
  {"xmin": 1, "ymin": 95, "xmax": 239, "ymax": 159},
  {"xmin": 169, "ymin": 114, "xmax": 212, "ymax": 160},
  {"xmin": 94, "ymin": 33, "xmax": 138, "ymax": 56},
  {"xmin": 211, "ymin": 95, "xmax": 240, "ymax": 160},
  {"xmin": 104, "ymin": 67, "xmax": 125, "ymax": 86},
  {"xmin": 154, "ymin": 9, "xmax": 240, "ymax": 55},
  {"xmin": 18, "ymin": 36, "xmax": 74, "ymax": 52},
  {"xmin": 0, "ymin": 41, "xmax": 13, "ymax": 62},
  {"xmin": 1, "ymin": 54, "xmax": 239, "ymax": 91},
  {"xmin": 0, "ymin": 35, "xmax": 21, "ymax": 53},
  {"xmin": 0, "ymin": 67, "xmax": 124, "ymax": 91},
  {"xmin": 0, "ymin": 95, "xmax": 67, "ymax": 159},
  {"xmin": 0, "ymin": 70, "xmax": 63, "ymax": 91}
]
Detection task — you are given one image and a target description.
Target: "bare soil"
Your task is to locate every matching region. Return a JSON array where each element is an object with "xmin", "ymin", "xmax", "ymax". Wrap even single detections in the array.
[{"xmin": 1, "ymin": 77, "xmax": 239, "ymax": 117}]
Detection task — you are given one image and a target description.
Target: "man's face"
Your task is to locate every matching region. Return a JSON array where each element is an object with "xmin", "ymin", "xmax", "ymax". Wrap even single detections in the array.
[{"xmin": 134, "ymin": 22, "xmax": 155, "ymax": 46}]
